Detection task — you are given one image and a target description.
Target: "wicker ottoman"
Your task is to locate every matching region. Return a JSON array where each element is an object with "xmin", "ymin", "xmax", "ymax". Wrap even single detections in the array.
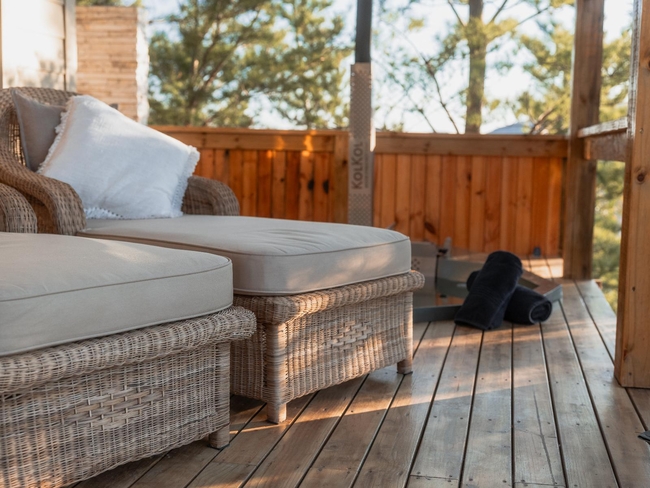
[
  {"xmin": 0, "ymin": 233, "xmax": 257, "ymax": 487},
  {"xmin": 0, "ymin": 307, "xmax": 256, "ymax": 488},
  {"xmin": 76, "ymin": 216, "xmax": 425, "ymax": 424},
  {"xmin": 232, "ymin": 271, "xmax": 424, "ymax": 423}
]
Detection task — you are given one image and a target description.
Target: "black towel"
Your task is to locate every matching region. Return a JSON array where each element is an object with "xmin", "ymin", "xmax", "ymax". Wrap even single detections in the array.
[
  {"xmin": 454, "ymin": 251, "xmax": 522, "ymax": 330},
  {"xmin": 467, "ymin": 271, "xmax": 553, "ymax": 325}
]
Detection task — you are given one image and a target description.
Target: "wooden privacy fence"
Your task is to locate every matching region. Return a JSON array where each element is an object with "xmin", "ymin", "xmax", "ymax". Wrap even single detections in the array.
[{"xmin": 155, "ymin": 127, "xmax": 568, "ymax": 256}]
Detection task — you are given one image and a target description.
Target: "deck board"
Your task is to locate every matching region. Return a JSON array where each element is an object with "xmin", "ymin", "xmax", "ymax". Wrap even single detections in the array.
[
  {"xmin": 542, "ymin": 301, "xmax": 618, "ymax": 487},
  {"xmin": 575, "ymin": 280, "xmax": 616, "ymax": 358},
  {"xmin": 354, "ymin": 322, "xmax": 455, "ymax": 488},
  {"xmin": 243, "ymin": 377, "xmax": 364, "ymax": 488},
  {"xmin": 301, "ymin": 323, "xmax": 430, "ymax": 488},
  {"xmin": 75, "ymin": 274, "xmax": 650, "ymax": 488},
  {"xmin": 561, "ymin": 283, "xmax": 650, "ymax": 487},
  {"xmin": 130, "ymin": 396, "xmax": 264, "ymax": 488},
  {"xmin": 460, "ymin": 324, "xmax": 513, "ymax": 487},
  {"xmin": 512, "ymin": 324, "xmax": 564, "ymax": 487},
  {"xmin": 187, "ymin": 395, "xmax": 314, "ymax": 488},
  {"xmin": 410, "ymin": 326, "xmax": 482, "ymax": 485}
]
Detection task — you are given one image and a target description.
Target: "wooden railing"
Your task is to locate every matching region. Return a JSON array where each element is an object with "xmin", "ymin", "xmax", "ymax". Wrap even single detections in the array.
[
  {"xmin": 577, "ymin": 118, "xmax": 628, "ymax": 162},
  {"xmin": 155, "ymin": 126, "xmax": 568, "ymax": 256}
]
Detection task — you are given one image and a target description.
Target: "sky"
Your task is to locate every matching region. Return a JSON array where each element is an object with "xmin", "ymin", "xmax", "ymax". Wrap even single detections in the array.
[{"xmin": 139, "ymin": 0, "xmax": 635, "ymax": 133}]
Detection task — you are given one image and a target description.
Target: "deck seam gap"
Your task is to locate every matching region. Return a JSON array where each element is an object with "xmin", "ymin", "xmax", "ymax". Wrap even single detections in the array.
[
  {"xmin": 573, "ymin": 284, "xmax": 649, "ymax": 431},
  {"xmin": 346, "ymin": 320, "xmax": 435, "ymax": 488},
  {"xmin": 295, "ymin": 369, "xmax": 372, "ymax": 486},
  {"xmin": 574, "ymin": 282, "xmax": 615, "ymax": 363},
  {"xmin": 348, "ymin": 373, "xmax": 408, "ymax": 488},
  {"xmin": 118, "ymin": 454, "xmax": 166, "ymax": 488},
  {"xmin": 182, "ymin": 402, "xmax": 266, "ymax": 488},
  {"xmin": 457, "ymin": 327, "xmax": 485, "ymax": 486},
  {"xmin": 558, "ymin": 291, "xmax": 621, "ymax": 488},
  {"xmin": 237, "ymin": 392, "xmax": 317, "ymax": 488},
  {"xmin": 404, "ymin": 321, "xmax": 458, "ymax": 483},
  {"xmin": 510, "ymin": 322, "xmax": 516, "ymax": 488},
  {"xmin": 539, "ymin": 305, "xmax": 569, "ymax": 488},
  {"xmin": 624, "ymin": 389, "xmax": 649, "ymax": 432}
]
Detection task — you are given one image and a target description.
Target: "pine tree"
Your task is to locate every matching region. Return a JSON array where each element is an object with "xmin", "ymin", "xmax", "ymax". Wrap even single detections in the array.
[
  {"xmin": 512, "ymin": 22, "xmax": 573, "ymax": 134},
  {"xmin": 148, "ymin": 0, "xmax": 278, "ymax": 126},
  {"xmin": 376, "ymin": 0, "xmax": 572, "ymax": 133},
  {"xmin": 257, "ymin": 0, "xmax": 352, "ymax": 129},
  {"xmin": 147, "ymin": 0, "xmax": 350, "ymax": 128},
  {"xmin": 513, "ymin": 24, "xmax": 630, "ymax": 132}
]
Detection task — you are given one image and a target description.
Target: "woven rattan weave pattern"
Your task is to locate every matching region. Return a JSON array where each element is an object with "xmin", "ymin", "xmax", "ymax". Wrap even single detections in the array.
[
  {"xmin": 0, "ymin": 306, "xmax": 256, "ymax": 488},
  {"xmin": 0, "ymin": 88, "xmax": 85, "ymax": 235},
  {"xmin": 232, "ymin": 271, "xmax": 425, "ymax": 422},
  {"xmin": 0, "ymin": 182, "xmax": 37, "ymax": 232},
  {"xmin": 0, "ymin": 88, "xmax": 240, "ymax": 235}
]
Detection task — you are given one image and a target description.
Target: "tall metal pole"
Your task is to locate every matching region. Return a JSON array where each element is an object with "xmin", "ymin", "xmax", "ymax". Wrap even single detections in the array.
[{"xmin": 348, "ymin": 0, "xmax": 375, "ymax": 226}]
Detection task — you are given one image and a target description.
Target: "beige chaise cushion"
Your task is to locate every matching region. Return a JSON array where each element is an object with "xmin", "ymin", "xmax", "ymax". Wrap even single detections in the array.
[
  {"xmin": 79, "ymin": 216, "xmax": 411, "ymax": 296},
  {"xmin": 0, "ymin": 233, "xmax": 233, "ymax": 356}
]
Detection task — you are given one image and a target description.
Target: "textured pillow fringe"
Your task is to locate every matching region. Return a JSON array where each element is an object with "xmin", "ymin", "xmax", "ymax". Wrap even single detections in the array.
[
  {"xmin": 37, "ymin": 96, "xmax": 77, "ymax": 175},
  {"xmin": 37, "ymin": 95, "xmax": 199, "ymax": 220},
  {"xmin": 172, "ymin": 146, "xmax": 200, "ymax": 217}
]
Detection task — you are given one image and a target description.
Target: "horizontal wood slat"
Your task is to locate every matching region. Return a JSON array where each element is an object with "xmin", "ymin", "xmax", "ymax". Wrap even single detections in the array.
[
  {"xmin": 158, "ymin": 128, "xmax": 566, "ymax": 255},
  {"xmin": 153, "ymin": 127, "xmax": 568, "ymax": 158}
]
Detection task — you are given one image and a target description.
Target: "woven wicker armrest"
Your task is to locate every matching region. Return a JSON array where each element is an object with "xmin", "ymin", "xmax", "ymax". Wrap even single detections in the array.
[
  {"xmin": 0, "ymin": 160, "xmax": 85, "ymax": 235},
  {"xmin": 0, "ymin": 183, "xmax": 37, "ymax": 233},
  {"xmin": 182, "ymin": 176, "xmax": 240, "ymax": 216},
  {"xmin": 0, "ymin": 306, "xmax": 256, "ymax": 394}
]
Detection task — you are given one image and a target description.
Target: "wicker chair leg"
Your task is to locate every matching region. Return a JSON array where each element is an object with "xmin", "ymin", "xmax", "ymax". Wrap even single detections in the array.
[
  {"xmin": 266, "ymin": 403, "xmax": 287, "ymax": 424},
  {"xmin": 397, "ymin": 357, "xmax": 413, "ymax": 375},
  {"xmin": 398, "ymin": 297, "xmax": 414, "ymax": 375},
  {"xmin": 208, "ymin": 424, "xmax": 231, "ymax": 450}
]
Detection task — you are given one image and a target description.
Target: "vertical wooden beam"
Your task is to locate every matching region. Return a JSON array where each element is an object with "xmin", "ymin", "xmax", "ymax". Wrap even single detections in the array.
[
  {"xmin": 332, "ymin": 133, "xmax": 349, "ymax": 223},
  {"xmin": 563, "ymin": 0, "xmax": 605, "ymax": 279},
  {"xmin": 64, "ymin": 0, "xmax": 77, "ymax": 91},
  {"xmin": 615, "ymin": 0, "xmax": 650, "ymax": 387}
]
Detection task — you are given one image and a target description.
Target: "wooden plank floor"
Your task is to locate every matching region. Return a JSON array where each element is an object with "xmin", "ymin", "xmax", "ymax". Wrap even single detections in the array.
[{"xmin": 74, "ymin": 258, "xmax": 650, "ymax": 488}]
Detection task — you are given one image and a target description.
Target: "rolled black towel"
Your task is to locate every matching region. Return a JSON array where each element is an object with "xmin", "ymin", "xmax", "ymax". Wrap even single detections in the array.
[
  {"xmin": 467, "ymin": 271, "xmax": 553, "ymax": 325},
  {"xmin": 454, "ymin": 251, "xmax": 522, "ymax": 330}
]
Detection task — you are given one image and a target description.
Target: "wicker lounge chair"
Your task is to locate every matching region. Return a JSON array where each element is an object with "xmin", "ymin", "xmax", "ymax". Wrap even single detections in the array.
[
  {"xmin": 0, "ymin": 219, "xmax": 256, "ymax": 487},
  {"xmin": 0, "ymin": 87, "xmax": 424, "ymax": 424}
]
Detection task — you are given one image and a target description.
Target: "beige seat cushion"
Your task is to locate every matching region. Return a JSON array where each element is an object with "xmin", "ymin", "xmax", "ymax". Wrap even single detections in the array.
[
  {"xmin": 79, "ymin": 216, "xmax": 411, "ymax": 296},
  {"xmin": 0, "ymin": 233, "xmax": 232, "ymax": 356}
]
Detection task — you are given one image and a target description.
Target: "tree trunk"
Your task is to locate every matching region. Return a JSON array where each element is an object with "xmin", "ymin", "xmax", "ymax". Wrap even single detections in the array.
[{"xmin": 465, "ymin": 0, "xmax": 486, "ymax": 134}]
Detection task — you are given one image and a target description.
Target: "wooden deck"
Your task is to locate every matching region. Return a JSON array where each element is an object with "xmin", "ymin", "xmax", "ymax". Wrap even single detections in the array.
[{"xmin": 73, "ymin": 258, "xmax": 650, "ymax": 488}]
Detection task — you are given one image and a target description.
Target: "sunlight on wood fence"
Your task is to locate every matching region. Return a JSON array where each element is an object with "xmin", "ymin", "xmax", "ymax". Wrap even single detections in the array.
[{"xmin": 155, "ymin": 127, "xmax": 567, "ymax": 256}]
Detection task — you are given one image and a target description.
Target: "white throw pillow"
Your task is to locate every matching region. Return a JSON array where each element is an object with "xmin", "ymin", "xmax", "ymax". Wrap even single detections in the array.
[{"xmin": 38, "ymin": 95, "xmax": 199, "ymax": 219}]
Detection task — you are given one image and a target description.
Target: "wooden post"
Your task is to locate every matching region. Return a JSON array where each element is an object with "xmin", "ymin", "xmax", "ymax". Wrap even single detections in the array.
[
  {"xmin": 615, "ymin": 0, "xmax": 650, "ymax": 387},
  {"xmin": 332, "ymin": 133, "xmax": 349, "ymax": 223},
  {"xmin": 563, "ymin": 0, "xmax": 605, "ymax": 279},
  {"xmin": 64, "ymin": 0, "xmax": 77, "ymax": 91}
]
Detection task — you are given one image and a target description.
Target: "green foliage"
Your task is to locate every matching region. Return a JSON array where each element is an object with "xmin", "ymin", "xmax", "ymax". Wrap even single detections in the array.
[
  {"xmin": 376, "ymin": 0, "xmax": 572, "ymax": 132},
  {"xmin": 257, "ymin": 0, "xmax": 352, "ymax": 128},
  {"xmin": 600, "ymin": 29, "xmax": 631, "ymax": 122},
  {"xmin": 593, "ymin": 161, "xmax": 625, "ymax": 310},
  {"xmin": 148, "ymin": 0, "xmax": 351, "ymax": 128},
  {"xmin": 512, "ymin": 22, "xmax": 573, "ymax": 134},
  {"xmin": 513, "ymin": 23, "xmax": 630, "ymax": 133},
  {"xmin": 149, "ymin": 0, "xmax": 277, "ymax": 126}
]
